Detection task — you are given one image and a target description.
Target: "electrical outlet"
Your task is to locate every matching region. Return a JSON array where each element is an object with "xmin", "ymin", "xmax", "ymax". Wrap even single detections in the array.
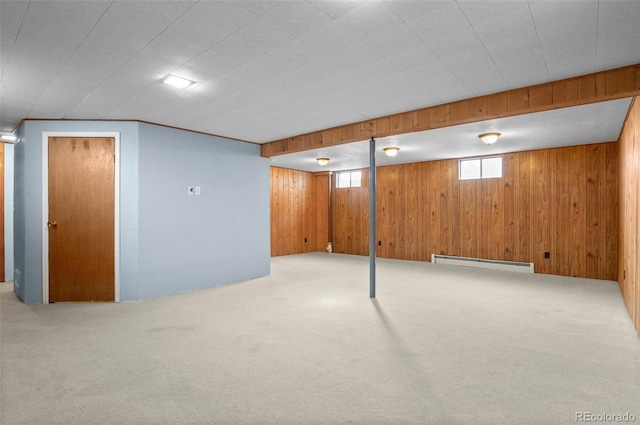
[{"xmin": 544, "ymin": 252, "xmax": 550, "ymax": 259}]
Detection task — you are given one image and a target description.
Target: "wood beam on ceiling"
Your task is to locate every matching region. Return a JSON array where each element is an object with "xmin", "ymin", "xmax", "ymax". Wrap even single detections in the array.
[{"xmin": 261, "ymin": 64, "xmax": 640, "ymax": 158}]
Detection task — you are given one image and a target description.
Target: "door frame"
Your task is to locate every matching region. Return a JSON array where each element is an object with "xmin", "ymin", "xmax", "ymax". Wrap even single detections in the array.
[{"xmin": 41, "ymin": 132, "xmax": 121, "ymax": 304}]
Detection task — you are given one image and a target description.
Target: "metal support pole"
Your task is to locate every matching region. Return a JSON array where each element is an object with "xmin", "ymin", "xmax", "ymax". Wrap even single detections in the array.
[{"xmin": 369, "ymin": 137, "xmax": 376, "ymax": 298}]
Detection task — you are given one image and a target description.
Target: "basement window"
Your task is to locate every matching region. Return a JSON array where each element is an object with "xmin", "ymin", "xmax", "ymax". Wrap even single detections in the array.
[
  {"xmin": 459, "ymin": 156, "xmax": 503, "ymax": 180},
  {"xmin": 336, "ymin": 170, "xmax": 362, "ymax": 188}
]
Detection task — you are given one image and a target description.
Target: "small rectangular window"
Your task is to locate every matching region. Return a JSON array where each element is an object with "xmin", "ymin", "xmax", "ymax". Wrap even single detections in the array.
[
  {"xmin": 337, "ymin": 172, "xmax": 351, "ymax": 188},
  {"xmin": 336, "ymin": 170, "xmax": 362, "ymax": 188},
  {"xmin": 350, "ymin": 170, "xmax": 361, "ymax": 187},
  {"xmin": 459, "ymin": 159, "xmax": 481, "ymax": 180},
  {"xmin": 459, "ymin": 156, "xmax": 503, "ymax": 180},
  {"xmin": 481, "ymin": 157, "xmax": 503, "ymax": 179}
]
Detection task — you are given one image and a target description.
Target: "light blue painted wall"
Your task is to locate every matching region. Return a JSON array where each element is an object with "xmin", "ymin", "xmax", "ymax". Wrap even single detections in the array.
[
  {"xmin": 13, "ymin": 120, "xmax": 270, "ymax": 303},
  {"xmin": 13, "ymin": 127, "xmax": 26, "ymax": 300},
  {"xmin": 137, "ymin": 123, "xmax": 270, "ymax": 300},
  {"xmin": 4, "ymin": 143, "xmax": 15, "ymax": 282},
  {"xmin": 14, "ymin": 121, "xmax": 139, "ymax": 303}
]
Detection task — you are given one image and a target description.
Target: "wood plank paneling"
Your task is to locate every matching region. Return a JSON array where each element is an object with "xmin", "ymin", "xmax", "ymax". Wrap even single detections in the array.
[
  {"xmin": 270, "ymin": 167, "xmax": 329, "ymax": 257},
  {"xmin": 518, "ymin": 151, "xmax": 532, "ymax": 263},
  {"xmin": 534, "ymin": 150, "xmax": 550, "ymax": 274},
  {"xmin": 459, "ymin": 179, "xmax": 479, "ymax": 259},
  {"xmin": 330, "ymin": 143, "xmax": 618, "ymax": 281},
  {"xmin": 503, "ymin": 153, "xmax": 518, "ymax": 261},
  {"xmin": 262, "ymin": 64, "xmax": 640, "ymax": 157},
  {"xmin": 419, "ymin": 162, "xmax": 432, "ymax": 261},
  {"xmin": 554, "ymin": 148, "xmax": 570, "ymax": 276},
  {"xmin": 430, "ymin": 161, "xmax": 442, "ymax": 257},
  {"xmin": 618, "ymin": 96, "xmax": 640, "ymax": 336},
  {"xmin": 331, "ymin": 169, "xmax": 369, "ymax": 256},
  {"xmin": 569, "ymin": 146, "xmax": 587, "ymax": 277},
  {"xmin": 586, "ymin": 144, "xmax": 605, "ymax": 279},
  {"xmin": 405, "ymin": 163, "xmax": 420, "ymax": 260},
  {"xmin": 314, "ymin": 172, "xmax": 330, "ymax": 252}
]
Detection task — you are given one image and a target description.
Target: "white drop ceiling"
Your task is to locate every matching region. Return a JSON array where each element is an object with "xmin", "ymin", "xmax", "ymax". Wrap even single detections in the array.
[{"xmin": 1, "ymin": 1, "xmax": 639, "ymax": 171}]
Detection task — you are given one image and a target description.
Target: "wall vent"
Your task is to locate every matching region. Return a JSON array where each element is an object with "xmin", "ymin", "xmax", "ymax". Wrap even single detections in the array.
[{"xmin": 431, "ymin": 254, "xmax": 534, "ymax": 273}]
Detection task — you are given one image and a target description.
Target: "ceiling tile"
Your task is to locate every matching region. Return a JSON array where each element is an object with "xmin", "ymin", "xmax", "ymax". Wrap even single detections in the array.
[
  {"xmin": 199, "ymin": 16, "xmax": 295, "ymax": 68},
  {"xmin": 298, "ymin": 20, "xmax": 378, "ymax": 69},
  {"xmin": 361, "ymin": 22, "xmax": 426, "ymax": 59},
  {"xmin": 310, "ymin": 0, "xmax": 367, "ymax": 19},
  {"xmin": 529, "ymin": 0, "xmax": 598, "ymax": 30},
  {"xmin": 5, "ymin": 1, "xmax": 110, "ymax": 71},
  {"xmin": 0, "ymin": 0, "xmax": 29, "ymax": 64},
  {"xmin": 336, "ymin": 1, "xmax": 404, "ymax": 41},
  {"xmin": 457, "ymin": 1, "xmax": 529, "ymax": 25},
  {"xmin": 383, "ymin": 0, "xmax": 451, "ymax": 22},
  {"xmin": 494, "ymin": 52, "xmax": 549, "ymax": 89},
  {"xmin": 537, "ymin": 20, "xmax": 597, "ymax": 63},
  {"xmin": 407, "ymin": 3, "xmax": 484, "ymax": 58},
  {"xmin": 160, "ymin": 1, "xmax": 258, "ymax": 51},
  {"xmin": 484, "ymin": 31, "xmax": 541, "ymax": 63},
  {"xmin": 262, "ymin": 1, "xmax": 332, "ymax": 37},
  {"xmin": 464, "ymin": 5, "xmax": 536, "ymax": 46},
  {"xmin": 443, "ymin": 49, "xmax": 509, "ymax": 95},
  {"xmin": 546, "ymin": 55, "xmax": 598, "ymax": 82},
  {"xmin": 0, "ymin": 62, "xmax": 57, "ymax": 104},
  {"xmin": 597, "ymin": 1, "xmax": 640, "ymax": 70},
  {"xmin": 224, "ymin": 39, "xmax": 318, "ymax": 85},
  {"xmin": 405, "ymin": 62, "xmax": 473, "ymax": 102},
  {"xmin": 1, "ymin": 0, "xmax": 637, "ymax": 149}
]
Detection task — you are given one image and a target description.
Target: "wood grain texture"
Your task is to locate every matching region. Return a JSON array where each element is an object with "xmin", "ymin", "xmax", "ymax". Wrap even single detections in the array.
[
  {"xmin": 329, "ymin": 143, "xmax": 618, "ymax": 281},
  {"xmin": 270, "ymin": 167, "xmax": 329, "ymax": 256},
  {"xmin": 262, "ymin": 64, "xmax": 640, "ymax": 157},
  {"xmin": 48, "ymin": 137, "xmax": 114, "ymax": 302},
  {"xmin": 618, "ymin": 96, "xmax": 640, "ymax": 336},
  {"xmin": 331, "ymin": 169, "xmax": 369, "ymax": 256},
  {"xmin": 314, "ymin": 172, "xmax": 330, "ymax": 252}
]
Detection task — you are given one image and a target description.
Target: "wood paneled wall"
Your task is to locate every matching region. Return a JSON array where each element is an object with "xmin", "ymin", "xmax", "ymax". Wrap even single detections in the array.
[
  {"xmin": 330, "ymin": 143, "xmax": 619, "ymax": 281},
  {"xmin": 262, "ymin": 64, "xmax": 640, "ymax": 157},
  {"xmin": 619, "ymin": 97, "xmax": 640, "ymax": 335},
  {"xmin": 331, "ymin": 170, "xmax": 370, "ymax": 256},
  {"xmin": 270, "ymin": 167, "xmax": 329, "ymax": 256}
]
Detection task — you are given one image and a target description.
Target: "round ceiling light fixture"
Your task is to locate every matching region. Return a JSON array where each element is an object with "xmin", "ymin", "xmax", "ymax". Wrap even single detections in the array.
[
  {"xmin": 479, "ymin": 132, "xmax": 501, "ymax": 145},
  {"xmin": 383, "ymin": 147, "xmax": 400, "ymax": 157}
]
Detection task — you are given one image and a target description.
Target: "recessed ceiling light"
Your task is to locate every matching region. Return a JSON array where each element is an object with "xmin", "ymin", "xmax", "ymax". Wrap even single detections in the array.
[{"xmin": 161, "ymin": 74, "xmax": 195, "ymax": 89}]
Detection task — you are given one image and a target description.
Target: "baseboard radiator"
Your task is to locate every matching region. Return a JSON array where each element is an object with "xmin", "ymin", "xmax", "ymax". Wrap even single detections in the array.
[{"xmin": 431, "ymin": 254, "xmax": 534, "ymax": 273}]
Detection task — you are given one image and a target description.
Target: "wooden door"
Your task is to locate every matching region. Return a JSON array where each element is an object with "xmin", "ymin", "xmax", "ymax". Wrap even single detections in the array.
[{"xmin": 48, "ymin": 137, "xmax": 115, "ymax": 302}]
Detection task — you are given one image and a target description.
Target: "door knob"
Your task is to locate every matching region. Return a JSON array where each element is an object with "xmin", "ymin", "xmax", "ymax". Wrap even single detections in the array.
[{"xmin": 47, "ymin": 221, "xmax": 57, "ymax": 228}]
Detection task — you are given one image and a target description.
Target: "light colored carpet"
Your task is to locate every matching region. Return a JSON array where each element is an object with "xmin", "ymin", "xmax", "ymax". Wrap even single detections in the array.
[{"xmin": 1, "ymin": 252, "xmax": 639, "ymax": 425}]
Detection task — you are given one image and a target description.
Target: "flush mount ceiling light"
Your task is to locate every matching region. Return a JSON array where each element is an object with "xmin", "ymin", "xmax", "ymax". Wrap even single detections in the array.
[
  {"xmin": 1, "ymin": 134, "xmax": 16, "ymax": 142},
  {"xmin": 479, "ymin": 132, "xmax": 501, "ymax": 145},
  {"xmin": 383, "ymin": 147, "xmax": 400, "ymax": 157},
  {"xmin": 316, "ymin": 158, "xmax": 330, "ymax": 166},
  {"xmin": 161, "ymin": 74, "xmax": 195, "ymax": 89}
]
